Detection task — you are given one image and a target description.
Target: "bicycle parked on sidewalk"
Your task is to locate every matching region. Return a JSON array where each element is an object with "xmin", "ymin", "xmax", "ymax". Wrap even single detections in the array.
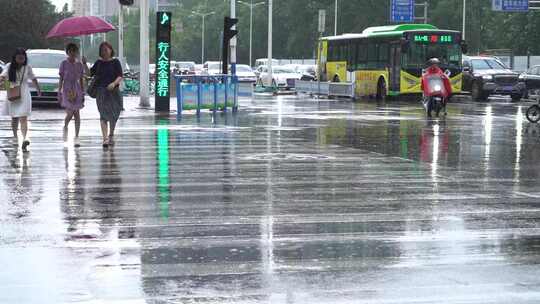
[{"xmin": 122, "ymin": 71, "xmax": 140, "ymax": 96}]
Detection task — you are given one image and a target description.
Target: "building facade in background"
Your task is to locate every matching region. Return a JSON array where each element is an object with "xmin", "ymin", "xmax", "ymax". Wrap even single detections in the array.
[{"xmin": 72, "ymin": 0, "xmax": 89, "ymax": 17}]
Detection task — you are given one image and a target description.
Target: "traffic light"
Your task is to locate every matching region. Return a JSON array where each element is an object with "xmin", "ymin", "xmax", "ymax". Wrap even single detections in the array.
[
  {"xmin": 119, "ymin": 0, "xmax": 134, "ymax": 5},
  {"xmin": 224, "ymin": 17, "xmax": 238, "ymax": 41},
  {"xmin": 222, "ymin": 17, "xmax": 238, "ymax": 75}
]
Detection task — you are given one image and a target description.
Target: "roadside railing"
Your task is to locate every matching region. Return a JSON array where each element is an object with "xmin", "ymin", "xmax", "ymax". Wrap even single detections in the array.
[
  {"xmin": 174, "ymin": 75, "xmax": 239, "ymax": 118},
  {"xmin": 295, "ymin": 80, "xmax": 355, "ymax": 98}
]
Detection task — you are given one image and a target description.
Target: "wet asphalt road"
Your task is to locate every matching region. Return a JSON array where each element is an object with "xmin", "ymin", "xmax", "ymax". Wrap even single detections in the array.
[{"xmin": 1, "ymin": 94, "xmax": 540, "ymax": 303}]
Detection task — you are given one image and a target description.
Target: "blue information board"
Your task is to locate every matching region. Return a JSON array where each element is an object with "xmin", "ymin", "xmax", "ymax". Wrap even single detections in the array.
[
  {"xmin": 492, "ymin": 0, "xmax": 529, "ymax": 12},
  {"xmin": 391, "ymin": 0, "xmax": 415, "ymax": 23}
]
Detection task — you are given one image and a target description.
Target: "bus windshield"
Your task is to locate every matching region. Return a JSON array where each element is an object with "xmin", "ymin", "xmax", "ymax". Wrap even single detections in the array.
[{"xmin": 403, "ymin": 43, "xmax": 462, "ymax": 70}]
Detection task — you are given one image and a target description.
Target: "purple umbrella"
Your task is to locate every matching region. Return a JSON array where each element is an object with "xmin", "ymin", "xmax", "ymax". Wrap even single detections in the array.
[{"xmin": 47, "ymin": 16, "xmax": 116, "ymax": 38}]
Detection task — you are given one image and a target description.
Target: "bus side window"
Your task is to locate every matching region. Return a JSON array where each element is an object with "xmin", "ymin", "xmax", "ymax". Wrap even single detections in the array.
[
  {"xmin": 343, "ymin": 42, "xmax": 350, "ymax": 63},
  {"xmin": 379, "ymin": 43, "xmax": 389, "ymax": 69},
  {"xmin": 367, "ymin": 43, "xmax": 378, "ymax": 70},
  {"xmin": 357, "ymin": 42, "xmax": 367, "ymax": 69},
  {"xmin": 328, "ymin": 42, "xmax": 335, "ymax": 61},
  {"xmin": 339, "ymin": 43, "xmax": 346, "ymax": 62},
  {"xmin": 347, "ymin": 42, "xmax": 356, "ymax": 71}
]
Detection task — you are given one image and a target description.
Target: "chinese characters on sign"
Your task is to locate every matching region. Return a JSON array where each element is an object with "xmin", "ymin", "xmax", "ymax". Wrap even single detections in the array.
[
  {"xmin": 492, "ymin": 0, "xmax": 529, "ymax": 12},
  {"xmin": 391, "ymin": 0, "xmax": 415, "ymax": 23},
  {"xmin": 157, "ymin": 42, "xmax": 170, "ymax": 97},
  {"xmin": 155, "ymin": 12, "xmax": 172, "ymax": 112},
  {"xmin": 413, "ymin": 34, "xmax": 454, "ymax": 44}
]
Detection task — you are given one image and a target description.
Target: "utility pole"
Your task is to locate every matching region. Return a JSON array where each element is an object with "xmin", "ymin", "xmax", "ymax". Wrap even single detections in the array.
[
  {"xmin": 238, "ymin": 0, "xmax": 265, "ymax": 67},
  {"xmin": 139, "ymin": 0, "xmax": 150, "ymax": 107}
]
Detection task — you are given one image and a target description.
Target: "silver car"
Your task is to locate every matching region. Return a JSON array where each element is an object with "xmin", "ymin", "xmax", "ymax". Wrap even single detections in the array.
[
  {"xmin": 27, "ymin": 49, "xmax": 66, "ymax": 104},
  {"xmin": 235, "ymin": 64, "xmax": 257, "ymax": 83}
]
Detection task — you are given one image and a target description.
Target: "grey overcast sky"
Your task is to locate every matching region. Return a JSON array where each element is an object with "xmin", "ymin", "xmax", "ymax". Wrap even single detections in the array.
[{"xmin": 51, "ymin": 0, "xmax": 70, "ymax": 11}]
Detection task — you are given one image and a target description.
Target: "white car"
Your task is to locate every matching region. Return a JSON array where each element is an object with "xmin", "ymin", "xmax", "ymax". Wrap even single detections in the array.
[
  {"xmin": 255, "ymin": 58, "xmax": 278, "ymax": 68},
  {"xmin": 257, "ymin": 66, "xmax": 302, "ymax": 89},
  {"xmin": 203, "ymin": 61, "xmax": 222, "ymax": 75},
  {"xmin": 282, "ymin": 64, "xmax": 303, "ymax": 74},
  {"xmin": 235, "ymin": 64, "xmax": 257, "ymax": 82},
  {"xmin": 194, "ymin": 64, "xmax": 204, "ymax": 75},
  {"xmin": 27, "ymin": 49, "xmax": 66, "ymax": 104},
  {"xmin": 173, "ymin": 61, "xmax": 196, "ymax": 75}
]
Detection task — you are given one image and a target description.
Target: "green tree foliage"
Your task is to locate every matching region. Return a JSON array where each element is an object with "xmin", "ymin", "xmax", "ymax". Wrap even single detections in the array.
[
  {"xmin": 0, "ymin": 0, "xmax": 71, "ymax": 61},
  {"xmin": 4, "ymin": 0, "xmax": 540, "ymax": 65},
  {"xmin": 154, "ymin": 0, "xmax": 540, "ymax": 64}
]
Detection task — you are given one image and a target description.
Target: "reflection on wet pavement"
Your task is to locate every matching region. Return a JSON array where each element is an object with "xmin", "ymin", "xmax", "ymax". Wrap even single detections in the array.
[{"xmin": 1, "ymin": 96, "xmax": 540, "ymax": 303}]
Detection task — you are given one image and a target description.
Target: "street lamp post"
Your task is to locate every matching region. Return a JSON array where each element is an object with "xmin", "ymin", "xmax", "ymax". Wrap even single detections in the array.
[
  {"xmin": 192, "ymin": 11, "xmax": 215, "ymax": 64},
  {"xmin": 267, "ymin": 0, "xmax": 272, "ymax": 86},
  {"xmin": 238, "ymin": 0, "xmax": 265, "ymax": 67},
  {"xmin": 462, "ymin": 0, "xmax": 466, "ymax": 40},
  {"xmin": 334, "ymin": 0, "xmax": 338, "ymax": 36}
]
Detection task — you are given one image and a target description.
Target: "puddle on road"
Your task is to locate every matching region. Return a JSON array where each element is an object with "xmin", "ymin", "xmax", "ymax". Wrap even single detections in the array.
[{"xmin": 240, "ymin": 153, "xmax": 335, "ymax": 161}]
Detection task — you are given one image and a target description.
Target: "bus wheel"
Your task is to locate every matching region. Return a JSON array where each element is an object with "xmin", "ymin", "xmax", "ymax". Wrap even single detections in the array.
[
  {"xmin": 376, "ymin": 78, "xmax": 387, "ymax": 101},
  {"xmin": 332, "ymin": 75, "xmax": 340, "ymax": 83}
]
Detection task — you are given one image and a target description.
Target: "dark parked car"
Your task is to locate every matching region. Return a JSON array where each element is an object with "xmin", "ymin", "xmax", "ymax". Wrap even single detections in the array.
[
  {"xmin": 462, "ymin": 55, "xmax": 525, "ymax": 101},
  {"xmin": 519, "ymin": 65, "xmax": 540, "ymax": 99}
]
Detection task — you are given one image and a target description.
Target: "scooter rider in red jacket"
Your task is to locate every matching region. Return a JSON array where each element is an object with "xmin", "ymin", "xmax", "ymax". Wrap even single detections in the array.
[{"xmin": 421, "ymin": 58, "xmax": 453, "ymax": 115}]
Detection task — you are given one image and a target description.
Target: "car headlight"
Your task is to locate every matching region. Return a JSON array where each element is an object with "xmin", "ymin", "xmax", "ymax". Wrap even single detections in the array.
[{"xmin": 482, "ymin": 75, "xmax": 493, "ymax": 81}]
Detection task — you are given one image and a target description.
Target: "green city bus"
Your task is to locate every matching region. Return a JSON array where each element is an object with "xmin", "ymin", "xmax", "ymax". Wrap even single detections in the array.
[{"xmin": 317, "ymin": 24, "xmax": 467, "ymax": 99}]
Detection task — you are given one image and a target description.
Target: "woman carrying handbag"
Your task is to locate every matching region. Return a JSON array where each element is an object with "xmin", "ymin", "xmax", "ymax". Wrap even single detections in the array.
[
  {"xmin": 59, "ymin": 43, "xmax": 86, "ymax": 147},
  {"xmin": 85, "ymin": 42, "xmax": 123, "ymax": 148},
  {"xmin": 0, "ymin": 48, "xmax": 41, "ymax": 151}
]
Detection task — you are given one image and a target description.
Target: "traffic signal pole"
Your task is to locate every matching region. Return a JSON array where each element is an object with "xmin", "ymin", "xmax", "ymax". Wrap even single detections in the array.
[{"xmin": 231, "ymin": 0, "xmax": 237, "ymax": 75}]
